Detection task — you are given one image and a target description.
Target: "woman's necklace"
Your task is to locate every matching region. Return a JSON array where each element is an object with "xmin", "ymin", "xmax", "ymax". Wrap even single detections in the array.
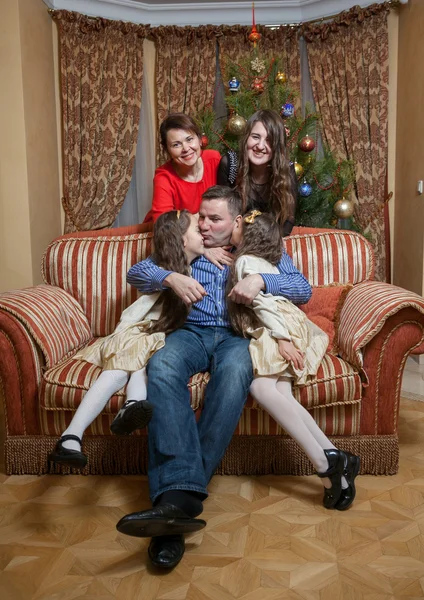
[
  {"xmin": 251, "ymin": 178, "xmax": 268, "ymax": 186},
  {"xmin": 174, "ymin": 157, "xmax": 203, "ymax": 183},
  {"xmin": 250, "ymin": 168, "xmax": 269, "ymax": 186},
  {"xmin": 193, "ymin": 157, "xmax": 203, "ymax": 182}
]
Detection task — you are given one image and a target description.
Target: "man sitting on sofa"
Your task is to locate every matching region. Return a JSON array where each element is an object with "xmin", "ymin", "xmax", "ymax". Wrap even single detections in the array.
[{"xmin": 116, "ymin": 186, "xmax": 312, "ymax": 569}]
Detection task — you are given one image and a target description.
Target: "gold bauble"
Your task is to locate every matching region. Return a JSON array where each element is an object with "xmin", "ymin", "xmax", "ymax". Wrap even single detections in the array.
[
  {"xmin": 228, "ymin": 114, "xmax": 247, "ymax": 136},
  {"xmin": 294, "ymin": 162, "xmax": 303, "ymax": 177},
  {"xmin": 333, "ymin": 198, "xmax": 355, "ymax": 219},
  {"xmin": 275, "ymin": 71, "xmax": 287, "ymax": 84}
]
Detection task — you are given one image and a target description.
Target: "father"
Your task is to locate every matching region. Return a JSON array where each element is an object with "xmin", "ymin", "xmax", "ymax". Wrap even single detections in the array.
[{"xmin": 116, "ymin": 186, "xmax": 312, "ymax": 568}]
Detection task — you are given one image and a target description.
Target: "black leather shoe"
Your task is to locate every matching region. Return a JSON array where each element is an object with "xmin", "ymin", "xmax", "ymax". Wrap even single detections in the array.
[
  {"xmin": 148, "ymin": 535, "xmax": 185, "ymax": 569},
  {"xmin": 116, "ymin": 503, "xmax": 206, "ymax": 538},
  {"xmin": 110, "ymin": 399, "xmax": 153, "ymax": 436},
  {"xmin": 317, "ymin": 449, "xmax": 347, "ymax": 509},
  {"xmin": 48, "ymin": 434, "xmax": 87, "ymax": 469},
  {"xmin": 335, "ymin": 452, "xmax": 361, "ymax": 511}
]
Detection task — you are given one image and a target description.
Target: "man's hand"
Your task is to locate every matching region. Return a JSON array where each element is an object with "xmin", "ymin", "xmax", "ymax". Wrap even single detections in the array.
[
  {"xmin": 164, "ymin": 273, "xmax": 207, "ymax": 305},
  {"xmin": 228, "ymin": 274, "xmax": 265, "ymax": 305},
  {"xmin": 278, "ymin": 339, "xmax": 305, "ymax": 371},
  {"xmin": 204, "ymin": 247, "xmax": 234, "ymax": 270}
]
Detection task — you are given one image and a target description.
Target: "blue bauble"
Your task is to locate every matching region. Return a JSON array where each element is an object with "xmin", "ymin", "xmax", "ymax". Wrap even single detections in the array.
[
  {"xmin": 280, "ymin": 102, "xmax": 295, "ymax": 118},
  {"xmin": 228, "ymin": 77, "xmax": 240, "ymax": 93},
  {"xmin": 299, "ymin": 182, "xmax": 313, "ymax": 197}
]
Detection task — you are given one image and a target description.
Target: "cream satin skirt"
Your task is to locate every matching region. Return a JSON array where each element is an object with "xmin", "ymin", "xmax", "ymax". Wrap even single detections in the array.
[
  {"xmin": 248, "ymin": 300, "xmax": 329, "ymax": 385},
  {"xmin": 74, "ymin": 319, "xmax": 165, "ymax": 372}
]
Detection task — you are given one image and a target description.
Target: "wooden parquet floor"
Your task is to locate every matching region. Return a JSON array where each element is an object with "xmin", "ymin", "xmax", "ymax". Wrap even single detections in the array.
[{"xmin": 1, "ymin": 398, "xmax": 424, "ymax": 599}]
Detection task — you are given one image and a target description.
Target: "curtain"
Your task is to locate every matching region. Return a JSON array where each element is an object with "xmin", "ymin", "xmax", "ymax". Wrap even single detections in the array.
[
  {"xmin": 53, "ymin": 11, "xmax": 148, "ymax": 232},
  {"xmin": 114, "ymin": 39, "xmax": 157, "ymax": 226},
  {"xmin": 265, "ymin": 26, "xmax": 301, "ymax": 113},
  {"xmin": 152, "ymin": 26, "xmax": 217, "ymax": 165},
  {"xmin": 305, "ymin": 4, "xmax": 390, "ymax": 280},
  {"xmin": 217, "ymin": 25, "xmax": 301, "ymax": 112}
]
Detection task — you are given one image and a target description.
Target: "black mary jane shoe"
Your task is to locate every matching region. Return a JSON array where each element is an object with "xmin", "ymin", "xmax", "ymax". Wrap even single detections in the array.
[
  {"xmin": 335, "ymin": 452, "xmax": 361, "ymax": 511},
  {"xmin": 110, "ymin": 399, "xmax": 153, "ymax": 436},
  {"xmin": 48, "ymin": 434, "xmax": 87, "ymax": 469},
  {"xmin": 148, "ymin": 534, "xmax": 185, "ymax": 569},
  {"xmin": 317, "ymin": 449, "xmax": 347, "ymax": 509}
]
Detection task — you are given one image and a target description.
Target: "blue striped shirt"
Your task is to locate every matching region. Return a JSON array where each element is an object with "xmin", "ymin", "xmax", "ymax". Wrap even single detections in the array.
[{"xmin": 127, "ymin": 253, "xmax": 312, "ymax": 328}]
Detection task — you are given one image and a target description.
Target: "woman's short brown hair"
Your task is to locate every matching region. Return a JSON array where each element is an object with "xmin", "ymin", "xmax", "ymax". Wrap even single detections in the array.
[{"xmin": 159, "ymin": 113, "xmax": 201, "ymax": 150}]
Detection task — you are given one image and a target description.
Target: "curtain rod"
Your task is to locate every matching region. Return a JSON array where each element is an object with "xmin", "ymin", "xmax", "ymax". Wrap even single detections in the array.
[
  {"xmin": 48, "ymin": 0, "xmax": 403, "ymax": 28},
  {"xmin": 267, "ymin": 0, "xmax": 402, "ymax": 29}
]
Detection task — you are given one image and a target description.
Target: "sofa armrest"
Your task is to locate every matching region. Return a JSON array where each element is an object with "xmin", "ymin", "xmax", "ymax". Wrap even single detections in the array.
[
  {"xmin": 338, "ymin": 281, "xmax": 424, "ymax": 370},
  {"xmin": 359, "ymin": 307, "xmax": 424, "ymax": 437},
  {"xmin": 0, "ymin": 310, "xmax": 45, "ymax": 435},
  {"xmin": 0, "ymin": 285, "xmax": 92, "ymax": 368}
]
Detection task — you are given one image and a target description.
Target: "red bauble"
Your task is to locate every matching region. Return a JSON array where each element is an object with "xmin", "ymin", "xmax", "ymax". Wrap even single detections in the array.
[
  {"xmin": 251, "ymin": 77, "xmax": 264, "ymax": 95},
  {"xmin": 201, "ymin": 134, "xmax": 209, "ymax": 148},
  {"xmin": 298, "ymin": 135, "xmax": 316, "ymax": 153}
]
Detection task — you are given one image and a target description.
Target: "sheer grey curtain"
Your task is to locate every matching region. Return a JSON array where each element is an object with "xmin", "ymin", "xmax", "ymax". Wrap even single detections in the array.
[
  {"xmin": 300, "ymin": 36, "xmax": 323, "ymax": 156},
  {"xmin": 114, "ymin": 39, "xmax": 156, "ymax": 227}
]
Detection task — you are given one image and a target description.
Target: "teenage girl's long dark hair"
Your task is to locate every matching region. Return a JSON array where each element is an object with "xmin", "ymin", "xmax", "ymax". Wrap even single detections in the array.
[
  {"xmin": 236, "ymin": 109, "xmax": 295, "ymax": 230},
  {"xmin": 149, "ymin": 210, "xmax": 192, "ymax": 335},
  {"xmin": 227, "ymin": 212, "xmax": 283, "ymax": 337}
]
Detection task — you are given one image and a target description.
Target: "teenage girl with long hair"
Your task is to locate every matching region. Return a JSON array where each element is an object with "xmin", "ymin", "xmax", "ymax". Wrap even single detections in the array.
[
  {"xmin": 49, "ymin": 210, "xmax": 205, "ymax": 469},
  {"xmin": 218, "ymin": 109, "xmax": 297, "ymax": 236},
  {"xmin": 227, "ymin": 210, "xmax": 360, "ymax": 510}
]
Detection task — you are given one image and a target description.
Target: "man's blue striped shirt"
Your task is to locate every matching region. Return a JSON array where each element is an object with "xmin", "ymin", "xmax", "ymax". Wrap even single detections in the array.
[{"xmin": 127, "ymin": 253, "xmax": 312, "ymax": 328}]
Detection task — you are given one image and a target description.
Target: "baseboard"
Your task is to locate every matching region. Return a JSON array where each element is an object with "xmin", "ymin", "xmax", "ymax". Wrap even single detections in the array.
[{"xmin": 410, "ymin": 354, "xmax": 424, "ymax": 366}]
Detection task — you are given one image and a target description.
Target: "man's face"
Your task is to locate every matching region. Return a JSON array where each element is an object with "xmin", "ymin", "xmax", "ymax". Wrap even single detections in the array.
[{"xmin": 198, "ymin": 199, "xmax": 236, "ymax": 248}]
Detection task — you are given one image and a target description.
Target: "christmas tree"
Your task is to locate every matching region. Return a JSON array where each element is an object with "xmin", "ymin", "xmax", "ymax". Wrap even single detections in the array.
[{"xmin": 195, "ymin": 15, "xmax": 359, "ymax": 232}]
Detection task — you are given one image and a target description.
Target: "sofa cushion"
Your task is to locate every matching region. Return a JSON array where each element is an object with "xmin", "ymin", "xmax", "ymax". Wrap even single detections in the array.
[
  {"xmin": 42, "ymin": 232, "xmax": 152, "ymax": 337},
  {"xmin": 0, "ymin": 285, "xmax": 91, "ymax": 368},
  {"xmin": 299, "ymin": 284, "xmax": 352, "ymax": 353},
  {"xmin": 40, "ymin": 350, "xmax": 361, "ymax": 437},
  {"xmin": 239, "ymin": 353, "xmax": 362, "ymax": 436},
  {"xmin": 286, "ymin": 229, "xmax": 374, "ymax": 285}
]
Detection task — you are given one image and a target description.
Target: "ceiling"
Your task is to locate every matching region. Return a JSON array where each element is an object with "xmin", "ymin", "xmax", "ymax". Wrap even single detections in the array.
[{"xmin": 43, "ymin": 0, "xmax": 405, "ymax": 27}]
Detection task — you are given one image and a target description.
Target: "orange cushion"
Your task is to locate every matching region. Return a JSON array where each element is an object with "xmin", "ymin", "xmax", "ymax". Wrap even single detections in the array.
[{"xmin": 299, "ymin": 284, "xmax": 352, "ymax": 353}]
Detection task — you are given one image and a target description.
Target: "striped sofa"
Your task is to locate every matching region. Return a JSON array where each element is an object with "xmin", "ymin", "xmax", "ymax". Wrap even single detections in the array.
[{"xmin": 1, "ymin": 225, "xmax": 424, "ymax": 476}]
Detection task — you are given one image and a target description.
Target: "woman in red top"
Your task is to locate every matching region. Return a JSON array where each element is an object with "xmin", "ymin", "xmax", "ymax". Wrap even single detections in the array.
[{"xmin": 145, "ymin": 113, "xmax": 220, "ymax": 223}]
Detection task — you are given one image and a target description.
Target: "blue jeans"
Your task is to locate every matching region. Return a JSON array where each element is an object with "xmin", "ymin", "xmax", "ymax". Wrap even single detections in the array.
[{"xmin": 146, "ymin": 324, "xmax": 252, "ymax": 503}]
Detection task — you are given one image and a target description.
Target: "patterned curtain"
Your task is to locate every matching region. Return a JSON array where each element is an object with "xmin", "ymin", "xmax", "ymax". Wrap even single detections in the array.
[
  {"xmin": 53, "ymin": 11, "xmax": 148, "ymax": 232},
  {"xmin": 304, "ymin": 4, "xmax": 390, "ymax": 281},
  {"xmin": 217, "ymin": 25, "xmax": 301, "ymax": 112},
  {"xmin": 151, "ymin": 26, "xmax": 217, "ymax": 164}
]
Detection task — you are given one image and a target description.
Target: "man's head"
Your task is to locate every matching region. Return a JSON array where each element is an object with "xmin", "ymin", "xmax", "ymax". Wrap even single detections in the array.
[{"xmin": 198, "ymin": 186, "xmax": 242, "ymax": 248}]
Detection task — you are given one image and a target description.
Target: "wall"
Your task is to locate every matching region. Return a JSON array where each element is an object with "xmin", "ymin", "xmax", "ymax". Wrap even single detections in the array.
[
  {"xmin": 388, "ymin": 11, "xmax": 398, "ymax": 282},
  {"xmin": 0, "ymin": 0, "xmax": 33, "ymax": 291},
  {"xmin": 393, "ymin": 0, "xmax": 424, "ymax": 296},
  {"xmin": 0, "ymin": 0, "xmax": 61, "ymax": 293}
]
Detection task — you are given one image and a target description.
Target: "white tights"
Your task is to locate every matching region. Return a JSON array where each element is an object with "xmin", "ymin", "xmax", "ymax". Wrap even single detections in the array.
[
  {"xmin": 61, "ymin": 367, "xmax": 148, "ymax": 451},
  {"xmin": 249, "ymin": 376, "xmax": 347, "ymax": 489}
]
